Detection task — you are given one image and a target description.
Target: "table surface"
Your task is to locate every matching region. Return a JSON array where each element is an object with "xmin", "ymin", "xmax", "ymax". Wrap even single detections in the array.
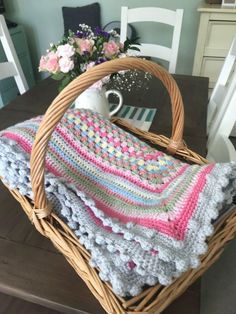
[{"xmin": 0, "ymin": 73, "xmax": 209, "ymax": 314}]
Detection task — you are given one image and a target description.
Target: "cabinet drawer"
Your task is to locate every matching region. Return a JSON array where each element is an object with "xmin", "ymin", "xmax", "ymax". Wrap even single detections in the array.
[
  {"xmin": 11, "ymin": 30, "xmax": 27, "ymax": 56},
  {"xmin": 205, "ymin": 21, "xmax": 236, "ymax": 57},
  {"xmin": 0, "ymin": 38, "xmax": 25, "ymax": 59},
  {"xmin": 0, "ymin": 85, "xmax": 18, "ymax": 108},
  {"xmin": 200, "ymin": 57, "xmax": 224, "ymax": 88},
  {"xmin": 0, "ymin": 77, "xmax": 15, "ymax": 93},
  {"xmin": 19, "ymin": 54, "xmax": 35, "ymax": 88}
]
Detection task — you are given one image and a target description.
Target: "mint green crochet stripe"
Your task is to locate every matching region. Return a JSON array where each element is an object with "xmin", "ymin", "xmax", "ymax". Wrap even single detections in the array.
[
  {"xmin": 48, "ymin": 140, "xmax": 172, "ymax": 214},
  {"xmin": 12, "ymin": 127, "xmax": 177, "ymax": 214},
  {"xmin": 16, "ymin": 121, "xmax": 169, "ymax": 188},
  {"xmin": 14, "ymin": 124, "xmax": 167, "ymax": 196},
  {"xmin": 40, "ymin": 131, "xmax": 200, "ymax": 216},
  {"xmin": 47, "ymin": 129, "xmax": 196, "ymax": 211},
  {"xmin": 12, "ymin": 127, "xmax": 168, "ymax": 211}
]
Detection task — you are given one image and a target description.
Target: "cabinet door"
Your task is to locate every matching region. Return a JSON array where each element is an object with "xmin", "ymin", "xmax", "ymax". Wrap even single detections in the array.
[
  {"xmin": 200, "ymin": 57, "xmax": 224, "ymax": 88},
  {"xmin": 205, "ymin": 21, "xmax": 236, "ymax": 57}
]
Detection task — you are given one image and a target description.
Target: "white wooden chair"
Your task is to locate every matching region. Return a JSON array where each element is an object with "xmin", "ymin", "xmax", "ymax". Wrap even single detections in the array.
[
  {"xmin": 120, "ymin": 6, "xmax": 184, "ymax": 73},
  {"xmin": 207, "ymin": 34, "xmax": 236, "ymax": 162},
  {"xmin": 0, "ymin": 14, "xmax": 28, "ymax": 95}
]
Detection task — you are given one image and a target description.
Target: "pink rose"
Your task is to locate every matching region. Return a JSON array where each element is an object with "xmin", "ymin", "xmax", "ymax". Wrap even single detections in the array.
[
  {"xmin": 103, "ymin": 41, "xmax": 120, "ymax": 58},
  {"xmin": 39, "ymin": 56, "xmax": 47, "ymax": 71},
  {"xmin": 76, "ymin": 38, "xmax": 94, "ymax": 55},
  {"xmin": 57, "ymin": 44, "xmax": 75, "ymax": 58},
  {"xmin": 59, "ymin": 56, "xmax": 74, "ymax": 73},
  {"xmin": 39, "ymin": 51, "xmax": 59, "ymax": 73}
]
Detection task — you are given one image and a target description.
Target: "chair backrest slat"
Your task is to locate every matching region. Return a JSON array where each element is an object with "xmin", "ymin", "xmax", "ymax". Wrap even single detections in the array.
[
  {"xmin": 0, "ymin": 61, "xmax": 17, "ymax": 79},
  {"xmin": 120, "ymin": 7, "xmax": 184, "ymax": 73}
]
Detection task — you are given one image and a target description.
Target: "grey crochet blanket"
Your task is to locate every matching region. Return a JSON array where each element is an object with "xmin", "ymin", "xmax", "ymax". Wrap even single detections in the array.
[{"xmin": 0, "ymin": 109, "xmax": 235, "ymax": 297}]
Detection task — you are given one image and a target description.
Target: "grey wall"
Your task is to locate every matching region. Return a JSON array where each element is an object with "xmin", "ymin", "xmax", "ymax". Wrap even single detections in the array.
[{"xmin": 5, "ymin": 0, "xmax": 203, "ymax": 80}]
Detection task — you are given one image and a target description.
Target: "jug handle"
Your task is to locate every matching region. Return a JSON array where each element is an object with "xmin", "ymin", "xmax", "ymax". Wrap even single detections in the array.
[{"xmin": 105, "ymin": 89, "xmax": 123, "ymax": 117}]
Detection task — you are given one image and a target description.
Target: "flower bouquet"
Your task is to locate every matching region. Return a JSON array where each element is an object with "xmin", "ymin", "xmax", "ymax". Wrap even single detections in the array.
[{"xmin": 39, "ymin": 24, "xmax": 140, "ymax": 92}]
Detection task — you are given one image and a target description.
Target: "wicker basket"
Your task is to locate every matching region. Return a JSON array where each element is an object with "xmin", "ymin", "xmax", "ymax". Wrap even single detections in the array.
[{"xmin": 3, "ymin": 58, "xmax": 236, "ymax": 314}]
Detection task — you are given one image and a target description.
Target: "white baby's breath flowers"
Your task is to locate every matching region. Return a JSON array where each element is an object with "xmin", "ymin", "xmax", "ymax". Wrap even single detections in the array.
[
  {"xmin": 108, "ymin": 29, "xmax": 120, "ymax": 38},
  {"xmin": 111, "ymin": 70, "xmax": 152, "ymax": 92}
]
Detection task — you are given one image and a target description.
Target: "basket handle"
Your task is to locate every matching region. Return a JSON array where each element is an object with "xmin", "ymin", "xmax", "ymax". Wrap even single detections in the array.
[{"xmin": 30, "ymin": 57, "xmax": 184, "ymax": 218}]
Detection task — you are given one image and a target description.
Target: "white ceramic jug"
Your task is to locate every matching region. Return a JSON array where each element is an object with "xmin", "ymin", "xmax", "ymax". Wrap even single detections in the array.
[{"xmin": 74, "ymin": 87, "xmax": 123, "ymax": 119}]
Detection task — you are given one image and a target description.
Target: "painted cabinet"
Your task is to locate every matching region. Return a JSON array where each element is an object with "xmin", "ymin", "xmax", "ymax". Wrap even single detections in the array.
[
  {"xmin": 0, "ymin": 25, "xmax": 35, "ymax": 108},
  {"xmin": 192, "ymin": 4, "xmax": 236, "ymax": 93}
]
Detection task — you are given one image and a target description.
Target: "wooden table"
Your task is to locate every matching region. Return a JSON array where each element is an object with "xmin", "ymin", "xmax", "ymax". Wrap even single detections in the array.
[{"xmin": 0, "ymin": 74, "xmax": 209, "ymax": 314}]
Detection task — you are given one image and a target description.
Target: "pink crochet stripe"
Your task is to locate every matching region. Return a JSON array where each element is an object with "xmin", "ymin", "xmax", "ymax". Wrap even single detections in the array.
[
  {"xmin": 46, "ymin": 145, "xmax": 149, "ymax": 206},
  {"xmin": 92, "ymin": 165, "xmax": 214, "ymax": 240},
  {"xmin": 3, "ymin": 126, "xmax": 188, "ymax": 195},
  {"xmin": 2, "ymin": 132, "xmax": 32, "ymax": 154},
  {"xmin": 3, "ymin": 127, "xmax": 183, "ymax": 195},
  {"xmin": 3, "ymin": 131, "xmax": 157, "ymax": 207}
]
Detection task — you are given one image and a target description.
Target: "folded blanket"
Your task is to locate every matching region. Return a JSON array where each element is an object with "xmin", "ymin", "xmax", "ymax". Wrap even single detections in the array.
[{"xmin": 0, "ymin": 108, "xmax": 235, "ymax": 296}]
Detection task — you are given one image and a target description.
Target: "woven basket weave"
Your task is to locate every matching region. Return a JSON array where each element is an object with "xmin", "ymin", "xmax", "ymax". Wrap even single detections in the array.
[{"xmin": 3, "ymin": 57, "xmax": 236, "ymax": 314}]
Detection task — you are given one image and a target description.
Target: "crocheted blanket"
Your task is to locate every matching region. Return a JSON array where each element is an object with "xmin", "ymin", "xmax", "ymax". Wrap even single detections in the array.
[{"xmin": 0, "ymin": 108, "xmax": 235, "ymax": 297}]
